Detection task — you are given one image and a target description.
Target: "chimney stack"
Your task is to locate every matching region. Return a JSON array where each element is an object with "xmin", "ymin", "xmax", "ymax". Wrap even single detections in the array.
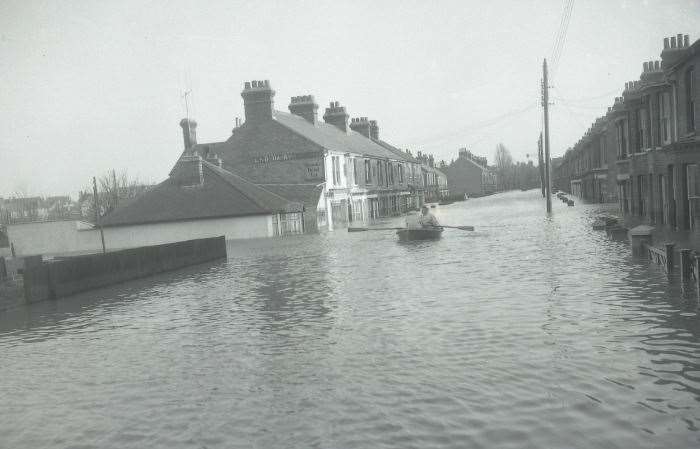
[
  {"xmin": 323, "ymin": 101, "xmax": 349, "ymax": 133},
  {"xmin": 288, "ymin": 95, "xmax": 319, "ymax": 125},
  {"xmin": 241, "ymin": 80, "xmax": 275, "ymax": 124},
  {"xmin": 349, "ymin": 117, "xmax": 371, "ymax": 138},
  {"xmin": 369, "ymin": 120, "xmax": 379, "ymax": 141},
  {"xmin": 170, "ymin": 154, "xmax": 203, "ymax": 187},
  {"xmin": 661, "ymin": 34, "xmax": 690, "ymax": 69},
  {"xmin": 179, "ymin": 118, "xmax": 197, "ymax": 150}
]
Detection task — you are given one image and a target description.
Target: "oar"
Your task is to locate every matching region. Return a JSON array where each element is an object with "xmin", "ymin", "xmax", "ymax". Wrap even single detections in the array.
[
  {"xmin": 435, "ymin": 225, "xmax": 475, "ymax": 231},
  {"xmin": 348, "ymin": 227, "xmax": 404, "ymax": 232}
]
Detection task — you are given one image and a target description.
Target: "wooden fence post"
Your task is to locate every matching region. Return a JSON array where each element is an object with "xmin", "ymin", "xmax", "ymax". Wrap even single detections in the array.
[
  {"xmin": 680, "ymin": 249, "xmax": 692, "ymax": 282},
  {"xmin": 665, "ymin": 243, "xmax": 674, "ymax": 273}
]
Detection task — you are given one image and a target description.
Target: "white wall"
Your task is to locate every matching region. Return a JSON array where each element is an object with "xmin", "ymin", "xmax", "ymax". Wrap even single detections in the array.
[
  {"xmin": 7, "ymin": 221, "xmax": 101, "ymax": 257},
  {"xmin": 8, "ymin": 215, "xmax": 273, "ymax": 257}
]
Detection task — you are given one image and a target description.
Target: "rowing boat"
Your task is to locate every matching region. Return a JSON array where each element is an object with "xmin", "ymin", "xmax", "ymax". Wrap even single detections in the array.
[{"xmin": 396, "ymin": 227, "xmax": 444, "ymax": 241}]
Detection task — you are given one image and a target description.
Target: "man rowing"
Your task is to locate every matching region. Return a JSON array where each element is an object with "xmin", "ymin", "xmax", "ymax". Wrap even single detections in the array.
[{"xmin": 418, "ymin": 205, "xmax": 441, "ymax": 228}]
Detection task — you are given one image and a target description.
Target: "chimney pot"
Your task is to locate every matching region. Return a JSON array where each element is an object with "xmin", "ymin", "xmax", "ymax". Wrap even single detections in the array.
[
  {"xmin": 684, "ymin": 35, "xmax": 690, "ymax": 47},
  {"xmin": 677, "ymin": 34, "xmax": 684, "ymax": 47},
  {"xmin": 671, "ymin": 36, "xmax": 677, "ymax": 48},
  {"xmin": 655, "ymin": 60, "xmax": 660, "ymax": 70},
  {"xmin": 664, "ymin": 37, "xmax": 670, "ymax": 49},
  {"xmin": 643, "ymin": 62, "xmax": 648, "ymax": 72}
]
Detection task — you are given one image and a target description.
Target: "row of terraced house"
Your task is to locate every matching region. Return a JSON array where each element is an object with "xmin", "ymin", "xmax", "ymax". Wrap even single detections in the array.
[
  {"xmin": 554, "ymin": 33, "xmax": 699, "ymax": 231},
  {"xmin": 6, "ymin": 80, "xmax": 453, "ymax": 256}
]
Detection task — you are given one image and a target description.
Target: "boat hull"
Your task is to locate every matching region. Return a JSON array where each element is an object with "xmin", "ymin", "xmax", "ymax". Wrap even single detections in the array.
[{"xmin": 396, "ymin": 228, "xmax": 444, "ymax": 241}]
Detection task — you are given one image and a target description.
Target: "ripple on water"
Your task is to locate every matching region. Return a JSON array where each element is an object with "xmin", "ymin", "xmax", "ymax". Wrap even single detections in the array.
[{"xmin": 1, "ymin": 191, "xmax": 700, "ymax": 448}]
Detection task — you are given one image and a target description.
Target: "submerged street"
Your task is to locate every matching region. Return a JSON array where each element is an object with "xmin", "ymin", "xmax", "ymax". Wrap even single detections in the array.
[{"xmin": 1, "ymin": 190, "xmax": 700, "ymax": 448}]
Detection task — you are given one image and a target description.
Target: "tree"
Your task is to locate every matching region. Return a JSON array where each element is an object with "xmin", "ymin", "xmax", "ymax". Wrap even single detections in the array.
[
  {"xmin": 494, "ymin": 143, "xmax": 515, "ymax": 190},
  {"xmin": 81, "ymin": 169, "xmax": 151, "ymax": 220},
  {"xmin": 494, "ymin": 143, "xmax": 513, "ymax": 169}
]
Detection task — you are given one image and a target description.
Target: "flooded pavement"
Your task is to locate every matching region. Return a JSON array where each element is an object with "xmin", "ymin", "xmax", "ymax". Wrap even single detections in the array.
[{"xmin": 1, "ymin": 190, "xmax": 699, "ymax": 449}]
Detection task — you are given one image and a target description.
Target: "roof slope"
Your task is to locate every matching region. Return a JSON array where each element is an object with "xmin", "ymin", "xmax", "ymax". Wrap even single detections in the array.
[
  {"xmin": 99, "ymin": 160, "xmax": 302, "ymax": 227},
  {"xmin": 376, "ymin": 139, "xmax": 417, "ymax": 163},
  {"xmin": 256, "ymin": 183, "xmax": 324, "ymax": 209},
  {"xmin": 273, "ymin": 111, "xmax": 399, "ymax": 159}
]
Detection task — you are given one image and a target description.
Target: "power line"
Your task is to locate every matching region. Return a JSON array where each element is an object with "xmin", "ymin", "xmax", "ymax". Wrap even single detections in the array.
[
  {"xmin": 549, "ymin": 0, "xmax": 575, "ymax": 79},
  {"xmin": 411, "ymin": 101, "xmax": 539, "ymax": 147}
]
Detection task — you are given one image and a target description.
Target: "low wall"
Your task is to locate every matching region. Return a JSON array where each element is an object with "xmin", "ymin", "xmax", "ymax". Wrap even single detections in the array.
[{"xmin": 23, "ymin": 236, "xmax": 227, "ymax": 303}]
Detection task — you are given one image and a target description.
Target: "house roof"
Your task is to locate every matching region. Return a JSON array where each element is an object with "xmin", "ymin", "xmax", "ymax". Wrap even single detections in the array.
[
  {"xmin": 99, "ymin": 160, "xmax": 302, "ymax": 227},
  {"xmin": 375, "ymin": 139, "xmax": 418, "ymax": 163},
  {"xmin": 272, "ymin": 111, "xmax": 401, "ymax": 159},
  {"xmin": 256, "ymin": 183, "xmax": 324, "ymax": 209}
]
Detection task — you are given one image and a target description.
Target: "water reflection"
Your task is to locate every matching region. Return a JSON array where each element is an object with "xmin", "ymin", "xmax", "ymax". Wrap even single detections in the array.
[{"xmin": 1, "ymin": 191, "xmax": 700, "ymax": 448}]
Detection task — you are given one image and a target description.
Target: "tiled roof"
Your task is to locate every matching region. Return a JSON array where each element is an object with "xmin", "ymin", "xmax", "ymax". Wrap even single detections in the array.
[
  {"xmin": 99, "ymin": 160, "xmax": 302, "ymax": 227},
  {"xmin": 375, "ymin": 139, "xmax": 418, "ymax": 163},
  {"xmin": 256, "ymin": 183, "xmax": 324, "ymax": 209},
  {"xmin": 273, "ymin": 111, "xmax": 400, "ymax": 159}
]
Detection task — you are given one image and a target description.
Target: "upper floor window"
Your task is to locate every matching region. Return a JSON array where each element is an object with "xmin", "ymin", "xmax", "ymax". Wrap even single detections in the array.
[
  {"xmin": 687, "ymin": 66, "xmax": 695, "ymax": 133},
  {"xmin": 364, "ymin": 159, "xmax": 372, "ymax": 184},
  {"xmin": 398, "ymin": 164, "xmax": 404, "ymax": 183},
  {"xmin": 661, "ymin": 91, "xmax": 671, "ymax": 143},
  {"xmin": 638, "ymin": 112, "xmax": 644, "ymax": 151},
  {"xmin": 352, "ymin": 158, "xmax": 359, "ymax": 186},
  {"xmin": 617, "ymin": 119, "xmax": 628, "ymax": 159},
  {"xmin": 332, "ymin": 156, "xmax": 341, "ymax": 186}
]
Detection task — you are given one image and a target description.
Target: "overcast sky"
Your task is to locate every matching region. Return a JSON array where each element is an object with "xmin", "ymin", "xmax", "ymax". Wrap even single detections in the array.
[{"xmin": 1, "ymin": 0, "xmax": 698, "ymax": 198}]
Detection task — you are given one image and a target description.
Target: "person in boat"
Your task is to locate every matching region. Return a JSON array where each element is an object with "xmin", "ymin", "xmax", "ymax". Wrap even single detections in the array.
[{"xmin": 418, "ymin": 205, "xmax": 441, "ymax": 228}]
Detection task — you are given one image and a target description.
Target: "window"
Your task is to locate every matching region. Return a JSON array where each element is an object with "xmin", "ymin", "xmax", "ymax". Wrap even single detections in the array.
[
  {"xmin": 599, "ymin": 136, "xmax": 606, "ymax": 166},
  {"xmin": 332, "ymin": 156, "xmax": 341, "ymax": 186},
  {"xmin": 398, "ymin": 164, "xmax": 404, "ymax": 183},
  {"xmin": 687, "ymin": 66, "xmax": 695, "ymax": 133},
  {"xmin": 617, "ymin": 120, "xmax": 628, "ymax": 158},
  {"xmin": 637, "ymin": 109, "xmax": 645, "ymax": 151},
  {"xmin": 353, "ymin": 158, "xmax": 359, "ymax": 186},
  {"xmin": 344, "ymin": 156, "xmax": 351, "ymax": 185},
  {"xmin": 364, "ymin": 159, "xmax": 372, "ymax": 184},
  {"xmin": 661, "ymin": 92, "xmax": 671, "ymax": 143},
  {"xmin": 272, "ymin": 212, "xmax": 304, "ymax": 236}
]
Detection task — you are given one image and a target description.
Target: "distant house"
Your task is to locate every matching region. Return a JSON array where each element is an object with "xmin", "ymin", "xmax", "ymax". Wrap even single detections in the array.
[{"xmin": 445, "ymin": 149, "xmax": 497, "ymax": 198}]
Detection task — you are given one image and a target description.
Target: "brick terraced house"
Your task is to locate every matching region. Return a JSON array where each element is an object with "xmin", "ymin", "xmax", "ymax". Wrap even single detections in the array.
[
  {"xmin": 99, "ymin": 80, "xmax": 430, "ymax": 241},
  {"xmin": 554, "ymin": 34, "xmax": 699, "ymax": 233}
]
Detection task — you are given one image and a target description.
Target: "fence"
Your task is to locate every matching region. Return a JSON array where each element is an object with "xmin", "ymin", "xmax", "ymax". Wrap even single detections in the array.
[{"xmin": 23, "ymin": 236, "xmax": 226, "ymax": 303}]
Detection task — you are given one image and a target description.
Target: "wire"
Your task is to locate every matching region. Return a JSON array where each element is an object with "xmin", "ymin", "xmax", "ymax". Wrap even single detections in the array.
[
  {"xmin": 549, "ymin": 0, "xmax": 575, "ymax": 80},
  {"xmin": 412, "ymin": 101, "xmax": 539, "ymax": 147}
]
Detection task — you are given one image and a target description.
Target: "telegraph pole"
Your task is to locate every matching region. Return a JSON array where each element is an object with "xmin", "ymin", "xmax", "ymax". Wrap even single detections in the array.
[
  {"xmin": 542, "ymin": 59, "xmax": 552, "ymax": 213},
  {"xmin": 93, "ymin": 176, "xmax": 106, "ymax": 254},
  {"xmin": 538, "ymin": 133, "xmax": 545, "ymax": 198}
]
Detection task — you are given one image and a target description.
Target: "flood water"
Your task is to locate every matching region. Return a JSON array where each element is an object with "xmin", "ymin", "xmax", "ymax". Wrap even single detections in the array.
[{"xmin": 1, "ymin": 190, "xmax": 700, "ymax": 448}]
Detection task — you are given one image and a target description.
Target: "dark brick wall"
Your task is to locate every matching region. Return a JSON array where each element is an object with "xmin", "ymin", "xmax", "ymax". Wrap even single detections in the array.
[
  {"xmin": 219, "ymin": 120, "xmax": 326, "ymax": 185},
  {"xmin": 23, "ymin": 236, "xmax": 226, "ymax": 303}
]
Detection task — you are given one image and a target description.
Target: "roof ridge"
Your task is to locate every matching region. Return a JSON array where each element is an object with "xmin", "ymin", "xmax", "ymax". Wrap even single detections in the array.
[{"xmin": 273, "ymin": 110, "xmax": 398, "ymax": 159}]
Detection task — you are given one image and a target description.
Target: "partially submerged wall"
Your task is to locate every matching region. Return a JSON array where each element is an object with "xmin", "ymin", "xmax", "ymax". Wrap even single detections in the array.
[
  {"xmin": 8, "ymin": 216, "xmax": 270, "ymax": 257},
  {"xmin": 23, "ymin": 236, "xmax": 227, "ymax": 303}
]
